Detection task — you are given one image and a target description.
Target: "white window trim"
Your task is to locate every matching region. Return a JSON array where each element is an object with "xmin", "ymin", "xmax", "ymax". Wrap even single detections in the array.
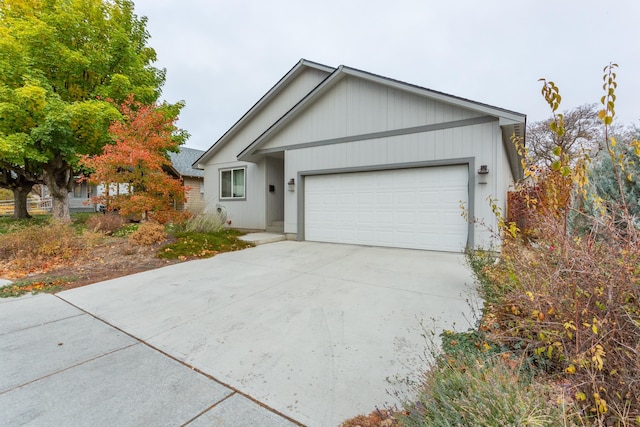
[{"xmin": 219, "ymin": 167, "xmax": 246, "ymax": 200}]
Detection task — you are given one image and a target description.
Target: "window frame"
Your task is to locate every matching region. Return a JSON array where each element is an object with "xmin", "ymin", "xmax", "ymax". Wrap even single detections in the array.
[{"xmin": 219, "ymin": 167, "xmax": 246, "ymax": 200}]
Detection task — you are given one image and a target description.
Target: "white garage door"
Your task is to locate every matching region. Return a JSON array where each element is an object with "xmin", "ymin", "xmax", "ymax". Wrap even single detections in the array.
[{"xmin": 304, "ymin": 166, "xmax": 469, "ymax": 252}]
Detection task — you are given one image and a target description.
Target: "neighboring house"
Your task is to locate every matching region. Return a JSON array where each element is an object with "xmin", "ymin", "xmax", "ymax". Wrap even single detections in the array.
[
  {"xmin": 68, "ymin": 180, "xmax": 99, "ymax": 212},
  {"xmin": 42, "ymin": 181, "xmax": 123, "ymax": 213},
  {"xmin": 194, "ymin": 59, "xmax": 525, "ymax": 252},
  {"xmin": 66, "ymin": 181, "xmax": 129, "ymax": 213},
  {"xmin": 168, "ymin": 147, "xmax": 205, "ymax": 215},
  {"xmin": 46, "ymin": 148, "xmax": 204, "ymax": 214},
  {"xmin": 35, "ymin": 181, "xmax": 98, "ymax": 213}
]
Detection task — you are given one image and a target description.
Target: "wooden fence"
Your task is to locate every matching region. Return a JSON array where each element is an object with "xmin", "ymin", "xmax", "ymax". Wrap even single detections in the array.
[{"xmin": 0, "ymin": 197, "xmax": 52, "ymax": 216}]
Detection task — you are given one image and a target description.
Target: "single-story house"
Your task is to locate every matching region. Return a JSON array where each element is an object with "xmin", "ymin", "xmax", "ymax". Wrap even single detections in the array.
[
  {"xmin": 168, "ymin": 147, "xmax": 205, "ymax": 214},
  {"xmin": 66, "ymin": 182, "xmax": 129, "ymax": 213},
  {"xmin": 194, "ymin": 59, "xmax": 525, "ymax": 252},
  {"xmin": 40, "ymin": 181, "xmax": 127, "ymax": 213},
  {"xmin": 68, "ymin": 180, "xmax": 99, "ymax": 212},
  {"xmin": 59, "ymin": 148, "xmax": 204, "ymax": 214}
]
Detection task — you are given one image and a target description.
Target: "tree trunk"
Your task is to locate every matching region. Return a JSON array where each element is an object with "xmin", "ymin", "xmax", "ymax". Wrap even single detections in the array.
[
  {"xmin": 43, "ymin": 156, "xmax": 73, "ymax": 222},
  {"xmin": 0, "ymin": 167, "xmax": 39, "ymax": 219},
  {"xmin": 13, "ymin": 185, "xmax": 33, "ymax": 219}
]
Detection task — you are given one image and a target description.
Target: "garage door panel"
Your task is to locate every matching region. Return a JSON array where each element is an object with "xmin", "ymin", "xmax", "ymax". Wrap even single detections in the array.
[
  {"xmin": 376, "ymin": 212, "xmax": 393, "ymax": 224},
  {"xmin": 358, "ymin": 211, "xmax": 374, "ymax": 224},
  {"xmin": 440, "ymin": 213, "xmax": 464, "ymax": 225},
  {"xmin": 377, "ymin": 192, "xmax": 393, "ymax": 204},
  {"xmin": 304, "ymin": 166, "xmax": 468, "ymax": 252},
  {"xmin": 396, "ymin": 212, "xmax": 415, "ymax": 226},
  {"xmin": 418, "ymin": 191, "xmax": 439, "ymax": 203}
]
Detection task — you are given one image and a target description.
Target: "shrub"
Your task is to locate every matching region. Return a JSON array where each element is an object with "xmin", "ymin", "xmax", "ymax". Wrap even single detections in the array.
[
  {"xmin": 474, "ymin": 216, "xmax": 640, "ymax": 424},
  {"xmin": 112, "ymin": 223, "xmax": 139, "ymax": 237},
  {"xmin": 341, "ymin": 409, "xmax": 398, "ymax": 427},
  {"xmin": 127, "ymin": 221, "xmax": 167, "ymax": 246},
  {"xmin": 0, "ymin": 221, "xmax": 80, "ymax": 258},
  {"xmin": 84, "ymin": 213, "xmax": 126, "ymax": 234},
  {"xmin": 473, "ymin": 65, "xmax": 640, "ymax": 425},
  {"xmin": 465, "ymin": 248, "xmax": 509, "ymax": 309},
  {"xmin": 0, "ymin": 221, "xmax": 83, "ymax": 271}
]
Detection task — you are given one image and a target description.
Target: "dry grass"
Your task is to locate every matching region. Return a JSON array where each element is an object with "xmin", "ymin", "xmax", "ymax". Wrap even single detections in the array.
[
  {"xmin": 84, "ymin": 213, "xmax": 126, "ymax": 234},
  {"xmin": 128, "ymin": 221, "xmax": 167, "ymax": 246},
  {"xmin": 0, "ymin": 221, "xmax": 86, "ymax": 275}
]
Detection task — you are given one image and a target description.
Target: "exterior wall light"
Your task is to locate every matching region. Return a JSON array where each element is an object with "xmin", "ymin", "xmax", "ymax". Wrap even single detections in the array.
[
  {"xmin": 288, "ymin": 178, "xmax": 295, "ymax": 192},
  {"xmin": 478, "ymin": 165, "xmax": 489, "ymax": 184}
]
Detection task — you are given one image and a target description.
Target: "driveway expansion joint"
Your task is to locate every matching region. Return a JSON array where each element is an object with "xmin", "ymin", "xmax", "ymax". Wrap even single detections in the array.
[
  {"xmin": 0, "ymin": 312, "xmax": 85, "ymax": 337},
  {"xmin": 54, "ymin": 294, "xmax": 305, "ymax": 426},
  {"xmin": 0, "ymin": 342, "xmax": 137, "ymax": 396}
]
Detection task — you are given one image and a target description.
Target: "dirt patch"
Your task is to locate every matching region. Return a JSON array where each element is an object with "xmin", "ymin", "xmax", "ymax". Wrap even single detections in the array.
[{"xmin": 0, "ymin": 236, "xmax": 183, "ymax": 292}]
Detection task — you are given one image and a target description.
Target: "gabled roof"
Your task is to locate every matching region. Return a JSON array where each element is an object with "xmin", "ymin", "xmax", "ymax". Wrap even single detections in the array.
[
  {"xmin": 193, "ymin": 59, "xmax": 335, "ymax": 168},
  {"xmin": 237, "ymin": 64, "xmax": 526, "ymax": 161},
  {"xmin": 169, "ymin": 147, "xmax": 205, "ymax": 178}
]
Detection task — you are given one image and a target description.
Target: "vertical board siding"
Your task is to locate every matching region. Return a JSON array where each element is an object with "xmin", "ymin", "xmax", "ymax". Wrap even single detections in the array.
[
  {"xmin": 202, "ymin": 66, "xmax": 517, "ymax": 248},
  {"xmin": 284, "ymin": 121, "xmax": 496, "ymax": 173},
  {"xmin": 284, "ymin": 121, "xmax": 504, "ymax": 249},
  {"xmin": 260, "ymin": 76, "xmax": 483, "ymax": 151},
  {"xmin": 265, "ymin": 156, "xmax": 285, "ymax": 226},
  {"xmin": 209, "ymin": 68, "xmax": 331, "ymax": 163},
  {"xmin": 203, "ymin": 67, "xmax": 330, "ymax": 230},
  {"xmin": 204, "ymin": 160, "xmax": 266, "ymax": 229}
]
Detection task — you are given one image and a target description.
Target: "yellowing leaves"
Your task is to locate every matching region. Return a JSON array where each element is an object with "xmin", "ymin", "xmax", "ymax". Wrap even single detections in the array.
[
  {"xmin": 591, "ymin": 344, "xmax": 605, "ymax": 371},
  {"xmin": 593, "ymin": 393, "xmax": 608, "ymax": 414}
]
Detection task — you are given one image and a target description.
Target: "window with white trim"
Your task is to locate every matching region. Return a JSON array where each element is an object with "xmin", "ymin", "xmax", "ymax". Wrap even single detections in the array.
[{"xmin": 220, "ymin": 168, "xmax": 245, "ymax": 199}]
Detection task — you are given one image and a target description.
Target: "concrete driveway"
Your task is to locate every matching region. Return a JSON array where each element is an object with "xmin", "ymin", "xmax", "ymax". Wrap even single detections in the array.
[{"xmin": 1, "ymin": 241, "xmax": 476, "ymax": 426}]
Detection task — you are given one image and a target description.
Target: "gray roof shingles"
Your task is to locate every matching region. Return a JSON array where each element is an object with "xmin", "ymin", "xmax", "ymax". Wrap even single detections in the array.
[{"xmin": 168, "ymin": 147, "xmax": 205, "ymax": 178}]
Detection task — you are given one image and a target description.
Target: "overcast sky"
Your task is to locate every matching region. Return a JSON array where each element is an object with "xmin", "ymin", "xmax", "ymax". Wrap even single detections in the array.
[{"xmin": 133, "ymin": 0, "xmax": 640, "ymax": 152}]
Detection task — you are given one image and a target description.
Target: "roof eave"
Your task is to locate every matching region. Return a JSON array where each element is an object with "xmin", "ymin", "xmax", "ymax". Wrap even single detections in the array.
[
  {"xmin": 237, "ymin": 67, "xmax": 346, "ymax": 161},
  {"xmin": 194, "ymin": 59, "xmax": 335, "ymax": 167},
  {"xmin": 238, "ymin": 65, "xmax": 526, "ymax": 162},
  {"xmin": 501, "ymin": 122, "xmax": 526, "ymax": 180},
  {"xmin": 341, "ymin": 67, "xmax": 526, "ymax": 123}
]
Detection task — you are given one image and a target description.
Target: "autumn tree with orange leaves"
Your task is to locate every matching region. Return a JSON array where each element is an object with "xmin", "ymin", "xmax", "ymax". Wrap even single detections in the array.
[{"xmin": 81, "ymin": 97, "xmax": 190, "ymax": 223}]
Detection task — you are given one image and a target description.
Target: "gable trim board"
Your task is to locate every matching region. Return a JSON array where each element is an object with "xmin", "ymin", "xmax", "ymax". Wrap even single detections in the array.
[
  {"xmin": 251, "ymin": 115, "xmax": 497, "ymax": 157},
  {"xmin": 198, "ymin": 59, "xmax": 526, "ymax": 252},
  {"xmin": 194, "ymin": 59, "xmax": 335, "ymax": 168},
  {"xmin": 237, "ymin": 65, "xmax": 524, "ymax": 167}
]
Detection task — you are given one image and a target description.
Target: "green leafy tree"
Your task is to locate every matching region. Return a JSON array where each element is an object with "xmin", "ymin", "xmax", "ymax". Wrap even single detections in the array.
[
  {"xmin": 0, "ymin": 80, "xmax": 49, "ymax": 217},
  {"xmin": 0, "ymin": 0, "xmax": 165, "ymax": 220}
]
